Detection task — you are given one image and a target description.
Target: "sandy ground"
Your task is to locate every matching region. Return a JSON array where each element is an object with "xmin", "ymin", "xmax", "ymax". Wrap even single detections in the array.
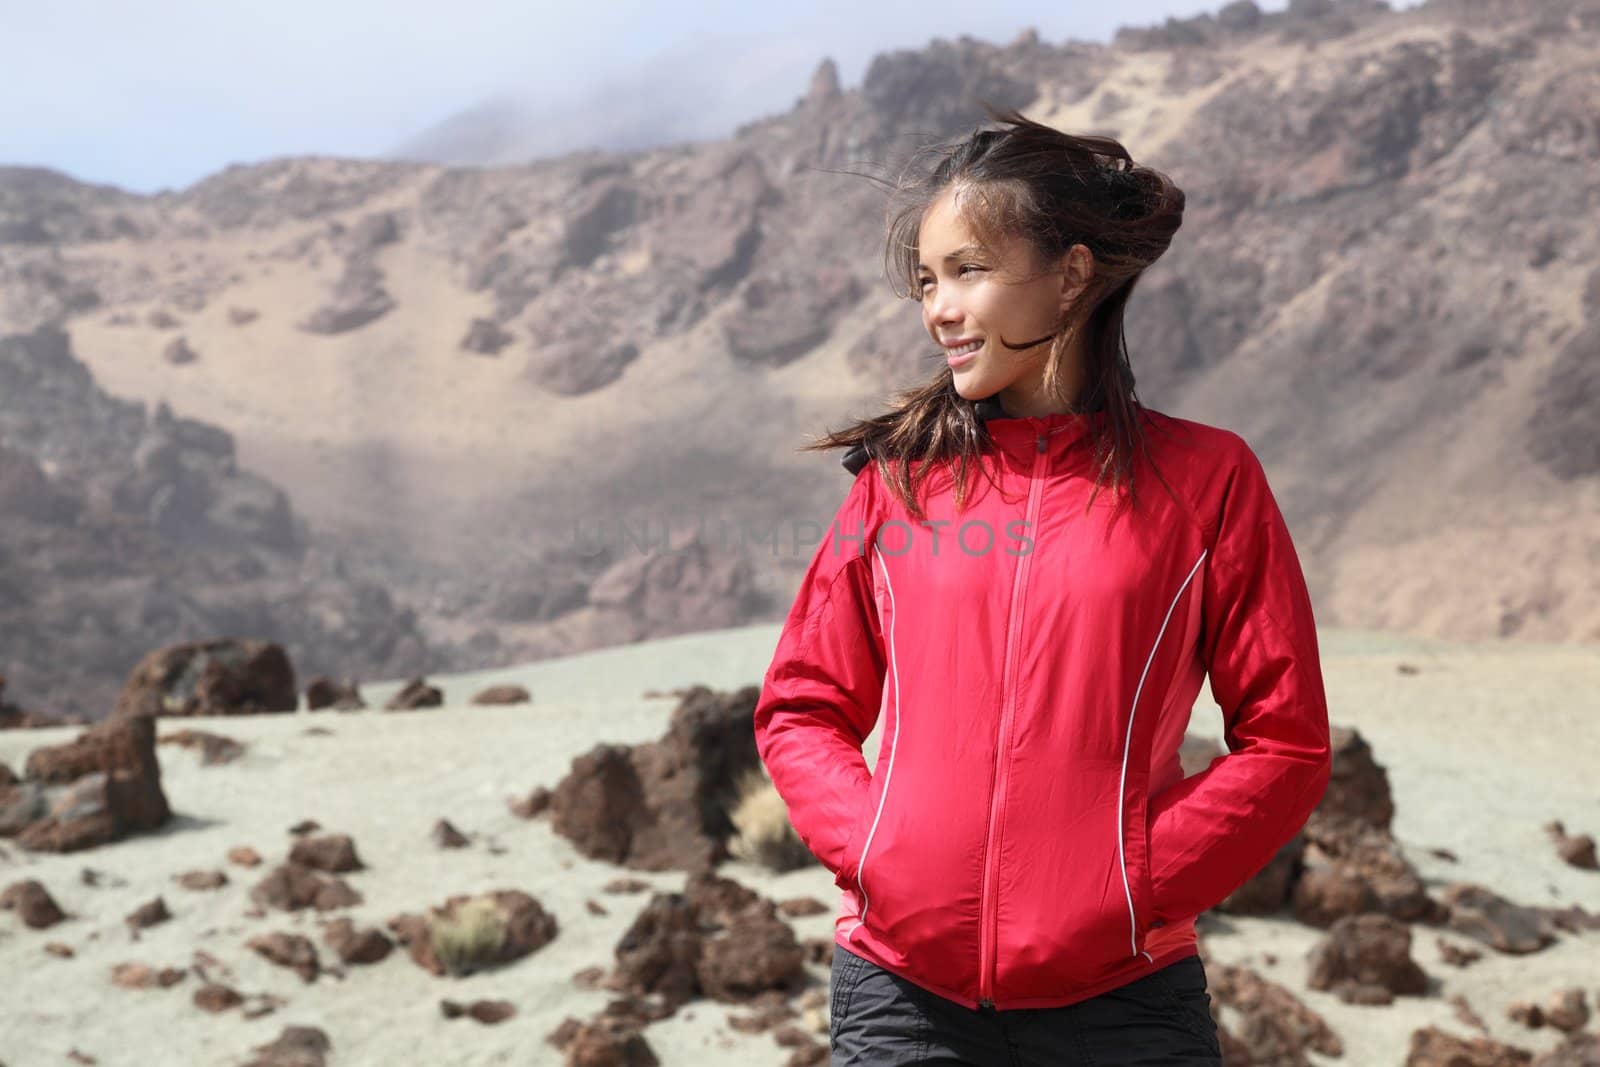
[{"xmin": 1, "ymin": 625, "xmax": 1597, "ymax": 1066}]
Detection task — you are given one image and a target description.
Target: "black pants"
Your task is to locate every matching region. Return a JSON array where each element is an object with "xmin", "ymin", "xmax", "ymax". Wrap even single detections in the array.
[{"xmin": 829, "ymin": 944, "xmax": 1222, "ymax": 1066}]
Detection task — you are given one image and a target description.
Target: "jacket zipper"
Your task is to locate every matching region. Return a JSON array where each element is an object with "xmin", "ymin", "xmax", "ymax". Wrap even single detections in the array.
[{"xmin": 977, "ymin": 431, "xmax": 1050, "ymax": 1007}]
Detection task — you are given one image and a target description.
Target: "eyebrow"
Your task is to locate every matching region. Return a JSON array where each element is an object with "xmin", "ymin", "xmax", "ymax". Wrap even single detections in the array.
[{"xmin": 916, "ymin": 245, "xmax": 986, "ymax": 271}]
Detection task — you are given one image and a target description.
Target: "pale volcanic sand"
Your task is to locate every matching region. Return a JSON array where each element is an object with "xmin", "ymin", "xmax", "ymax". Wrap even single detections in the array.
[{"xmin": 1, "ymin": 627, "xmax": 1597, "ymax": 1065}]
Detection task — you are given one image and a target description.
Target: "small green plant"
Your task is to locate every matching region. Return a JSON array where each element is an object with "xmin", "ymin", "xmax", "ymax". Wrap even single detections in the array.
[
  {"xmin": 727, "ymin": 765, "xmax": 815, "ymax": 873},
  {"xmin": 429, "ymin": 896, "xmax": 507, "ymax": 977}
]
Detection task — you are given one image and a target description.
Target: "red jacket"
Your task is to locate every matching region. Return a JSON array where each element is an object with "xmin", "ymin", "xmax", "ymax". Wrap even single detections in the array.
[{"xmin": 753, "ymin": 402, "xmax": 1331, "ymax": 1010}]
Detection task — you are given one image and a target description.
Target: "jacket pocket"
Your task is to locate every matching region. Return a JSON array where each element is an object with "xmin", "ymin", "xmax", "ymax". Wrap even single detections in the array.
[
  {"xmin": 1130, "ymin": 790, "xmax": 1159, "ymax": 952},
  {"xmin": 833, "ymin": 789, "xmax": 877, "ymax": 890}
]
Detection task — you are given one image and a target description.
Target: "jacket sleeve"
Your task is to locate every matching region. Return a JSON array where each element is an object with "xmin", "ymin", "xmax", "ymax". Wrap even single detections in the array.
[
  {"xmin": 1146, "ymin": 438, "xmax": 1332, "ymax": 922},
  {"xmin": 752, "ymin": 465, "xmax": 886, "ymax": 888}
]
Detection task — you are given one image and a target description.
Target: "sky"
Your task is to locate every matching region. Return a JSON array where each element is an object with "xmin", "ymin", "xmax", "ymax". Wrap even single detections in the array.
[{"xmin": 0, "ymin": 0, "xmax": 1421, "ymax": 195}]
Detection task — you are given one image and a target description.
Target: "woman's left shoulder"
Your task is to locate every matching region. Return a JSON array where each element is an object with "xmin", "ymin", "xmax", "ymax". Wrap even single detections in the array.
[{"xmin": 1135, "ymin": 407, "xmax": 1256, "ymax": 472}]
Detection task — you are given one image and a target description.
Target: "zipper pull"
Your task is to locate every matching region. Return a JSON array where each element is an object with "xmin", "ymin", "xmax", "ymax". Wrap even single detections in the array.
[{"xmin": 1036, "ymin": 434, "xmax": 1047, "ymax": 454}]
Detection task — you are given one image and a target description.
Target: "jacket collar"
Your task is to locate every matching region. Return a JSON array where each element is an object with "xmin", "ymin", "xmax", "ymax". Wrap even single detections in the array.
[
  {"xmin": 841, "ymin": 395, "xmax": 1109, "ymax": 475},
  {"xmin": 976, "ymin": 393, "xmax": 1109, "ymax": 457}
]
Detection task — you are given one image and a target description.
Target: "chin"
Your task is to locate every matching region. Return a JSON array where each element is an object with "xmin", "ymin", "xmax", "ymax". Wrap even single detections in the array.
[{"xmin": 950, "ymin": 372, "xmax": 996, "ymax": 402}]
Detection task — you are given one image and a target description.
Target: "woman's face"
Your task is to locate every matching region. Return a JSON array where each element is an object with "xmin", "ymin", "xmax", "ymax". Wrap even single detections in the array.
[{"xmin": 915, "ymin": 186, "xmax": 1091, "ymax": 415}]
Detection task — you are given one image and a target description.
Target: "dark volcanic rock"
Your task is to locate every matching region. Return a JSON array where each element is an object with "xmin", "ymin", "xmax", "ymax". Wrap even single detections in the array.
[
  {"xmin": 548, "ymin": 685, "xmax": 763, "ymax": 871},
  {"xmin": 322, "ymin": 916, "xmax": 393, "ymax": 965},
  {"xmin": 247, "ymin": 931, "xmax": 321, "ymax": 982},
  {"xmin": 384, "ymin": 676, "xmax": 443, "ymax": 710},
  {"xmin": 1442, "ymin": 883, "xmax": 1558, "ymax": 954},
  {"xmin": 1, "ymin": 878, "xmax": 68, "ymax": 928},
  {"xmin": 115, "ymin": 639, "xmax": 296, "ymax": 718},
  {"xmin": 241, "ymin": 1025, "xmax": 332, "ymax": 1067},
  {"xmin": 1404, "ymin": 1026, "xmax": 1533, "ymax": 1067},
  {"xmin": 304, "ymin": 676, "xmax": 365, "ymax": 711},
  {"xmin": 1209, "ymin": 960, "xmax": 1344, "ymax": 1062},
  {"xmin": 606, "ymin": 872, "xmax": 806, "ymax": 1010},
  {"xmin": 12, "ymin": 715, "xmax": 170, "ymax": 852},
  {"xmin": 1307, "ymin": 914, "xmax": 1429, "ymax": 1005},
  {"xmin": 250, "ymin": 863, "xmax": 362, "ymax": 913},
  {"xmin": 469, "ymin": 684, "xmax": 530, "ymax": 706},
  {"xmin": 288, "ymin": 833, "xmax": 364, "ymax": 873}
]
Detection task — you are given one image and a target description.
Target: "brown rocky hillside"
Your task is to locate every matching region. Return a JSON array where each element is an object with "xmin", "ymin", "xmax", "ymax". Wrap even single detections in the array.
[{"xmin": 1, "ymin": 0, "xmax": 1596, "ymax": 715}]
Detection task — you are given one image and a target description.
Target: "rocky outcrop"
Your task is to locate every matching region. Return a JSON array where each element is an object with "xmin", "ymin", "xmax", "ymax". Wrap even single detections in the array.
[
  {"xmin": 525, "ymin": 336, "xmax": 641, "ymax": 396},
  {"xmin": 0, "ymin": 325, "xmax": 435, "ymax": 720},
  {"xmin": 115, "ymin": 640, "xmax": 296, "ymax": 718},
  {"xmin": 721, "ymin": 268, "xmax": 863, "ymax": 367},
  {"xmin": 547, "ymin": 685, "xmax": 762, "ymax": 871},
  {"xmin": 1, "ymin": 715, "xmax": 170, "ymax": 852},
  {"xmin": 1217, "ymin": 726, "xmax": 1437, "ymax": 927},
  {"xmin": 603, "ymin": 872, "xmax": 806, "ymax": 1009},
  {"xmin": 1207, "ymin": 960, "xmax": 1343, "ymax": 1062},
  {"xmin": 297, "ymin": 251, "xmax": 395, "ymax": 334},
  {"xmin": 1306, "ymin": 913, "xmax": 1430, "ymax": 1004},
  {"xmin": 4, "ymin": 0, "xmax": 1599, "ymax": 726}
]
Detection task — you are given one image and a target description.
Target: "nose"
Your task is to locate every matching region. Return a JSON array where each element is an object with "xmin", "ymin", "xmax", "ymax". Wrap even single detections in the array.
[{"xmin": 926, "ymin": 286, "xmax": 962, "ymax": 331}]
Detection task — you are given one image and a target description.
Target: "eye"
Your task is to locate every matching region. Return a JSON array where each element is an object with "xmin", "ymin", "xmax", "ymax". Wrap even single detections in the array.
[{"xmin": 917, "ymin": 264, "xmax": 984, "ymax": 293}]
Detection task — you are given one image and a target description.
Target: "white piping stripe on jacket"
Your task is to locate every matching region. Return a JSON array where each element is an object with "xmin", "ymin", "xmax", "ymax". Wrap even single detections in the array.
[
  {"xmin": 1117, "ymin": 550, "xmax": 1208, "ymax": 957},
  {"xmin": 845, "ymin": 546, "xmax": 900, "ymax": 942}
]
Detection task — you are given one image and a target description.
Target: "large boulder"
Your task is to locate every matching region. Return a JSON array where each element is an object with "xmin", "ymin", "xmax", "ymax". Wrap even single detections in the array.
[
  {"xmin": 7, "ymin": 715, "xmax": 170, "ymax": 852},
  {"xmin": 548, "ymin": 685, "xmax": 762, "ymax": 871},
  {"xmin": 1304, "ymin": 726, "xmax": 1395, "ymax": 843},
  {"xmin": 1307, "ymin": 913, "xmax": 1430, "ymax": 1005},
  {"xmin": 1292, "ymin": 828, "xmax": 1439, "ymax": 927},
  {"xmin": 114, "ymin": 639, "xmax": 297, "ymax": 718},
  {"xmin": 605, "ymin": 872, "xmax": 805, "ymax": 1010}
]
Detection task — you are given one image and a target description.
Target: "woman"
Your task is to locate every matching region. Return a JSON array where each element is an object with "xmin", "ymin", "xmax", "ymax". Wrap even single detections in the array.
[{"xmin": 752, "ymin": 106, "xmax": 1331, "ymax": 1066}]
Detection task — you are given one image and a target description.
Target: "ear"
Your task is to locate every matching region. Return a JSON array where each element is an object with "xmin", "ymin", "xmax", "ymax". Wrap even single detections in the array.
[{"xmin": 1056, "ymin": 244, "xmax": 1095, "ymax": 312}]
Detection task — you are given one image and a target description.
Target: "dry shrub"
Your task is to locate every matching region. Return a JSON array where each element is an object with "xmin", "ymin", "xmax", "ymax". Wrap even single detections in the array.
[
  {"xmin": 429, "ymin": 896, "xmax": 506, "ymax": 976},
  {"xmin": 728, "ymin": 766, "xmax": 815, "ymax": 873}
]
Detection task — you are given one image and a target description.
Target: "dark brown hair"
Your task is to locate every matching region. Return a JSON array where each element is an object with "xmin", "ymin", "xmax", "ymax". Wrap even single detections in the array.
[{"xmin": 804, "ymin": 103, "xmax": 1187, "ymax": 520}]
